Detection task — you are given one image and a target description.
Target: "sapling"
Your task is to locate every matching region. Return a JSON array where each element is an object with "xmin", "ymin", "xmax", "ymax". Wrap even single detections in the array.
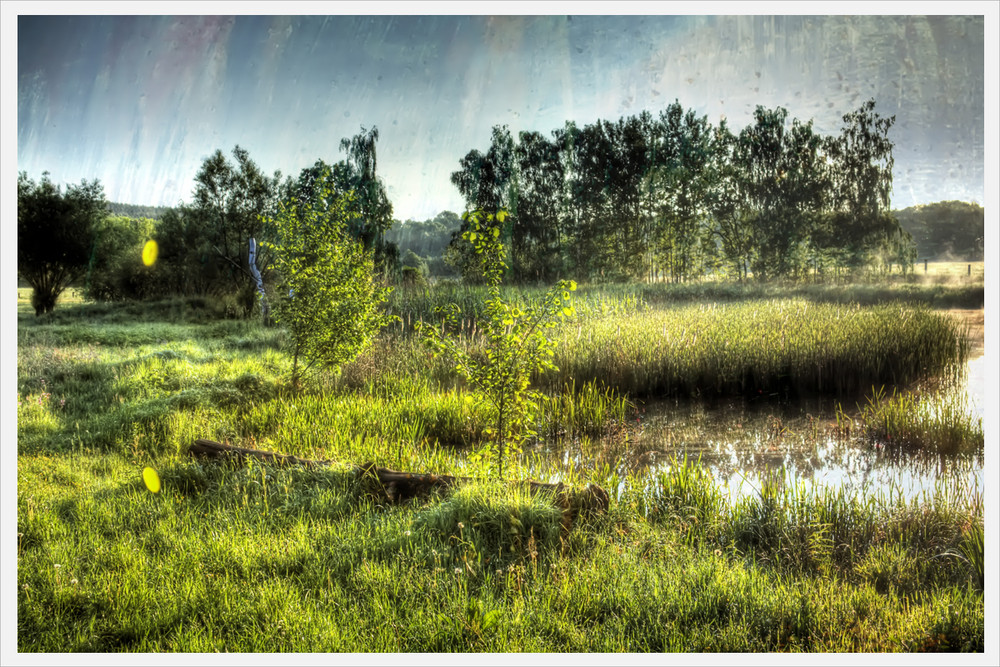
[
  {"xmin": 418, "ymin": 209, "xmax": 576, "ymax": 479},
  {"xmin": 265, "ymin": 179, "xmax": 395, "ymax": 389}
]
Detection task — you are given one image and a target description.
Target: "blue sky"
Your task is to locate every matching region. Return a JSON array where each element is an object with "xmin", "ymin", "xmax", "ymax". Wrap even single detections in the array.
[{"xmin": 11, "ymin": 8, "xmax": 991, "ymax": 221}]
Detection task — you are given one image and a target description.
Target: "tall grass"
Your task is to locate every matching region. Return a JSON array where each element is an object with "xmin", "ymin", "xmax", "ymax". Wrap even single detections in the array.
[
  {"xmin": 852, "ymin": 385, "xmax": 984, "ymax": 456},
  {"xmin": 547, "ymin": 300, "xmax": 968, "ymax": 399},
  {"xmin": 16, "ymin": 287, "xmax": 984, "ymax": 652}
]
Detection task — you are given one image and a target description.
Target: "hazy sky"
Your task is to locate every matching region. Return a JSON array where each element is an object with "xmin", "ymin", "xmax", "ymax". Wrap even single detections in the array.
[{"xmin": 13, "ymin": 10, "xmax": 989, "ymax": 221}]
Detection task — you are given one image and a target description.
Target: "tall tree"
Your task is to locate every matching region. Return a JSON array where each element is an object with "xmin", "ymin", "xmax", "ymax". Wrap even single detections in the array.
[
  {"xmin": 512, "ymin": 130, "xmax": 565, "ymax": 282},
  {"xmin": 706, "ymin": 119, "xmax": 754, "ymax": 280},
  {"xmin": 18, "ymin": 172, "xmax": 108, "ymax": 315},
  {"xmin": 823, "ymin": 99, "xmax": 900, "ymax": 270},
  {"xmin": 338, "ymin": 126, "xmax": 396, "ymax": 268},
  {"xmin": 647, "ymin": 102, "xmax": 715, "ymax": 282},
  {"xmin": 190, "ymin": 145, "xmax": 282, "ymax": 311}
]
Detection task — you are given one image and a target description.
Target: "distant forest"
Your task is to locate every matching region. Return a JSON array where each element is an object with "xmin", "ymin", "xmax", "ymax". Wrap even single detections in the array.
[
  {"xmin": 108, "ymin": 202, "xmax": 172, "ymax": 220},
  {"xmin": 893, "ymin": 201, "xmax": 984, "ymax": 261}
]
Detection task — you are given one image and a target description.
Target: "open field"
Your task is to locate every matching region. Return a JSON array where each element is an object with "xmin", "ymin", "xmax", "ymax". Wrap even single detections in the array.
[{"xmin": 15, "ymin": 283, "xmax": 985, "ymax": 653}]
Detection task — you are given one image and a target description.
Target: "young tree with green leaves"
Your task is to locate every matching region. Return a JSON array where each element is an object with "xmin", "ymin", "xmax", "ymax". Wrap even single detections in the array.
[
  {"xmin": 266, "ymin": 178, "xmax": 395, "ymax": 389},
  {"xmin": 418, "ymin": 210, "xmax": 577, "ymax": 480}
]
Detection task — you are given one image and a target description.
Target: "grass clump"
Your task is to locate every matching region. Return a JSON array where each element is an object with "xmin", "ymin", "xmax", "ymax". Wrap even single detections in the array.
[
  {"xmin": 413, "ymin": 480, "xmax": 566, "ymax": 569},
  {"xmin": 852, "ymin": 386, "xmax": 984, "ymax": 455}
]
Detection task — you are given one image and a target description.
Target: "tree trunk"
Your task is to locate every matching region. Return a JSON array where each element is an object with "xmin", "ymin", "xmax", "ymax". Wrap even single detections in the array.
[{"xmin": 187, "ymin": 439, "xmax": 610, "ymax": 518}]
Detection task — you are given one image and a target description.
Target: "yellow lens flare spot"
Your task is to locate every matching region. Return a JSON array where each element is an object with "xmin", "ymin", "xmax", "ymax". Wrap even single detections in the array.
[
  {"xmin": 142, "ymin": 467, "xmax": 161, "ymax": 493},
  {"xmin": 142, "ymin": 240, "xmax": 159, "ymax": 267}
]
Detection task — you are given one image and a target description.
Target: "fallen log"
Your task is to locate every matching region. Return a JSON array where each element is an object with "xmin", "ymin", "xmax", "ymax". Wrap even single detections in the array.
[
  {"xmin": 188, "ymin": 439, "xmax": 611, "ymax": 519},
  {"xmin": 188, "ymin": 438, "xmax": 609, "ymax": 517}
]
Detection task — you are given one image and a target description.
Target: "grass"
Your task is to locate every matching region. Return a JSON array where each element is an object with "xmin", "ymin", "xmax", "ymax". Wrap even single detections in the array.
[
  {"xmin": 848, "ymin": 385, "xmax": 984, "ymax": 456},
  {"xmin": 547, "ymin": 300, "xmax": 969, "ymax": 399},
  {"xmin": 15, "ymin": 283, "xmax": 985, "ymax": 652}
]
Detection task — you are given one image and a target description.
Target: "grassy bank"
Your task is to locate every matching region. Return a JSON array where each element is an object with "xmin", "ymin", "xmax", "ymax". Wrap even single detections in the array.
[
  {"xmin": 15, "ymin": 285, "xmax": 985, "ymax": 652},
  {"xmin": 17, "ymin": 449, "xmax": 983, "ymax": 652}
]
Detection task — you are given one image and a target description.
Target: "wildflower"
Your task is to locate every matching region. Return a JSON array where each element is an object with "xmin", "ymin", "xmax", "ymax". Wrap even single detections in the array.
[
  {"xmin": 22, "ymin": 584, "xmax": 29, "ymax": 591},
  {"xmin": 60, "ymin": 398, "xmax": 66, "ymax": 408},
  {"xmin": 404, "ymin": 530, "xmax": 411, "ymax": 537},
  {"xmin": 70, "ymin": 578, "xmax": 78, "ymax": 585},
  {"xmin": 457, "ymin": 522, "xmax": 465, "ymax": 530},
  {"xmin": 454, "ymin": 567, "xmax": 463, "ymax": 575},
  {"xmin": 53, "ymin": 564, "xmax": 61, "ymax": 569}
]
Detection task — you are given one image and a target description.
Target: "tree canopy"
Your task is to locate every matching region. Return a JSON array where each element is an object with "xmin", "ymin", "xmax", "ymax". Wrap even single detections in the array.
[{"xmin": 18, "ymin": 171, "xmax": 108, "ymax": 315}]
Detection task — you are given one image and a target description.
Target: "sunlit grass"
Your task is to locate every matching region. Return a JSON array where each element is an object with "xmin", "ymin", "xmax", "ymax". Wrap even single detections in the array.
[
  {"xmin": 547, "ymin": 300, "xmax": 968, "ymax": 399},
  {"xmin": 850, "ymin": 385, "xmax": 984, "ymax": 456},
  {"xmin": 15, "ymin": 286, "xmax": 985, "ymax": 652}
]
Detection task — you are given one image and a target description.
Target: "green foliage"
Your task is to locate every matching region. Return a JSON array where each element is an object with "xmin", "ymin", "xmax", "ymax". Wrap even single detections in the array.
[
  {"xmin": 419, "ymin": 210, "xmax": 577, "ymax": 478},
  {"xmin": 288, "ymin": 128, "xmax": 398, "ymax": 274},
  {"xmin": 894, "ymin": 201, "xmax": 984, "ymax": 261},
  {"xmin": 266, "ymin": 179, "xmax": 395, "ymax": 388},
  {"xmin": 83, "ymin": 215, "xmax": 158, "ymax": 302},
  {"xmin": 18, "ymin": 172, "xmax": 109, "ymax": 315},
  {"xmin": 443, "ymin": 98, "xmax": 910, "ymax": 283},
  {"xmin": 189, "ymin": 145, "xmax": 283, "ymax": 312}
]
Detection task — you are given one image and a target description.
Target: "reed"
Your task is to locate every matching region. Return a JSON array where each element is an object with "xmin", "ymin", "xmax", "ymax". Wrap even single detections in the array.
[
  {"xmin": 853, "ymin": 385, "xmax": 984, "ymax": 456},
  {"xmin": 546, "ymin": 300, "xmax": 968, "ymax": 399}
]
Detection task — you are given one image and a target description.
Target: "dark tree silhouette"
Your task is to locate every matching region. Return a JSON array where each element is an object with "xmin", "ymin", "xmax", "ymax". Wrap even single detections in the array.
[{"xmin": 18, "ymin": 171, "xmax": 108, "ymax": 315}]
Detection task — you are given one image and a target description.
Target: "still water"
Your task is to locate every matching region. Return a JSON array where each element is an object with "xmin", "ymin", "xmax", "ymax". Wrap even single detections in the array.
[{"xmin": 544, "ymin": 354, "xmax": 986, "ymax": 501}]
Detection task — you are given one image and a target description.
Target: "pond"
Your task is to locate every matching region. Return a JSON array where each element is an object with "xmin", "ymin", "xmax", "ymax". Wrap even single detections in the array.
[{"xmin": 539, "ymin": 350, "xmax": 986, "ymax": 502}]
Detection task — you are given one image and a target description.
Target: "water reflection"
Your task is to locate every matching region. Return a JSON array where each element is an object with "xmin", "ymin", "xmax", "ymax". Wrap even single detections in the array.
[{"xmin": 533, "ymin": 354, "xmax": 985, "ymax": 501}]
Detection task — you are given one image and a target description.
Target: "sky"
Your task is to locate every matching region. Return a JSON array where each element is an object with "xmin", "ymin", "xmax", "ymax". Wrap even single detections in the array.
[{"xmin": 11, "ymin": 6, "xmax": 991, "ymax": 222}]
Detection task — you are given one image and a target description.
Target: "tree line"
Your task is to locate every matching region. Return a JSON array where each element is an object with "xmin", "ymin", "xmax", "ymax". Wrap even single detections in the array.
[
  {"xmin": 19, "ymin": 127, "xmax": 396, "ymax": 316},
  {"xmin": 893, "ymin": 201, "xmax": 984, "ymax": 261},
  {"xmin": 21, "ymin": 98, "xmax": 970, "ymax": 317},
  {"xmin": 445, "ymin": 98, "xmax": 912, "ymax": 283}
]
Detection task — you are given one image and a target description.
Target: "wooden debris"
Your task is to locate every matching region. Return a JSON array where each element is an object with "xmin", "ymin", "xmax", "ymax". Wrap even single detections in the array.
[{"xmin": 187, "ymin": 438, "xmax": 609, "ymax": 517}]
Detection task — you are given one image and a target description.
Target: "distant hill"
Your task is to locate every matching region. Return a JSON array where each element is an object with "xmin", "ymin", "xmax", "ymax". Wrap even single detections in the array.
[
  {"xmin": 894, "ymin": 201, "xmax": 984, "ymax": 261},
  {"xmin": 107, "ymin": 202, "xmax": 172, "ymax": 220}
]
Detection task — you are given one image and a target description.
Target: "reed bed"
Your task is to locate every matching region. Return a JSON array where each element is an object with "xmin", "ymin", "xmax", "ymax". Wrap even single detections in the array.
[{"xmin": 546, "ymin": 300, "xmax": 969, "ymax": 399}]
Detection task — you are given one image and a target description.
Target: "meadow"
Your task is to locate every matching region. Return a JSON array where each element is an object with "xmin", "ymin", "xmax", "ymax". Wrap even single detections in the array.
[{"xmin": 15, "ymin": 277, "xmax": 985, "ymax": 653}]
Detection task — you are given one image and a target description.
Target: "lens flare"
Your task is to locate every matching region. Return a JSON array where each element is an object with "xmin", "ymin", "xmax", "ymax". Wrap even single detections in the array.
[
  {"xmin": 142, "ymin": 240, "xmax": 159, "ymax": 267},
  {"xmin": 142, "ymin": 467, "xmax": 161, "ymax": 493}
]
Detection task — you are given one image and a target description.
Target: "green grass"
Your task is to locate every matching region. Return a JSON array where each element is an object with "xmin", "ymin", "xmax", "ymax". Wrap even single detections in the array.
[
  {"xmin": 17, "ymin": 450, "xmax": 983, "ymax": 652},
  {"xmin": 849, "ymin": 385, "xmax": 984, "ymax": 456},
  {"xmin": 547, "ymin": 300, "xmax": 969, "ymax": 399},
  {"xmin": 16, "ymin": 285, "xmax": 985, "ymax": 652}
]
